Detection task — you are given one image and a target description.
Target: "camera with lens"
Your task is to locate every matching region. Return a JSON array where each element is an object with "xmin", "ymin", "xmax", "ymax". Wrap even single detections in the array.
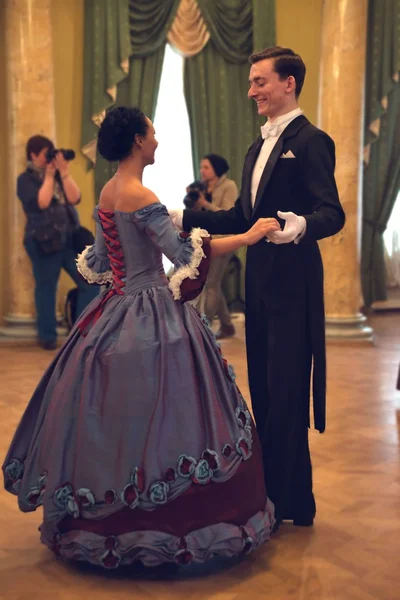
[
  {"xmin": 46, "ymin": 148, "xmax": 76, "ymax": 163},
  {"xmin": 183, "ymin": 180, "xmax": 209, "ymax": 209}
]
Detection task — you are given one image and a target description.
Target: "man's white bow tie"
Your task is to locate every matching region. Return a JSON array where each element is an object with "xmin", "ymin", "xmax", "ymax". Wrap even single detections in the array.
[{"xmin": 260, "ymin": 121, "xmax": 280, "ymax": 140}]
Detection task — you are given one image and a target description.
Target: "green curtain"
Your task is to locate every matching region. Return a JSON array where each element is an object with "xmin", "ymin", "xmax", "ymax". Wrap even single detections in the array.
[
  {"xmin": 184, "ymin": 0, "xmax": 276, "ymax": 304},
  {"xmin": 195, "ymin": 0, "xmax": 252, "ymax": 63},
  {"xmin": 361, "ymin": 0, "xmax": 400, "ymax": 306},
  {"xmin": 252, "ymin": 0, "xmax": 275, "ymax": 54},
  {"xmin": 184, "ymin": 39, "xmax": 263, "ymax": 187},
  {"xmin": 185, "ymin": 0, "xmax": 275, "ymax": 186},
  {"xmin": 81, "ymin": 0, "xmax": 131, "ymax": 166},
  {"xmin": 82, "ymin": 0, "xmax": 179, "ymax": 199}
]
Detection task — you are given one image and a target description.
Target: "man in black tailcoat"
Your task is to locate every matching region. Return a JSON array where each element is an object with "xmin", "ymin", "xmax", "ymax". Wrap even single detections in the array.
[{"xmin": 171, "ymin": 46, "xmax": 345, "ymax": 527}]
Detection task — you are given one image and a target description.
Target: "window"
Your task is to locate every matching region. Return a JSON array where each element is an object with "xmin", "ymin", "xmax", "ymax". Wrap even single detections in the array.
[
  {"xmin": 383, "ymin": 191, "xmax": 400, "ymax": 289},
  {"xmin": 143, "ymin": 44, "xmax": 194, "ymax": 271},
  {"xmin": 383, "ymin": 192, "xmax": 400, "ymax": 257}
]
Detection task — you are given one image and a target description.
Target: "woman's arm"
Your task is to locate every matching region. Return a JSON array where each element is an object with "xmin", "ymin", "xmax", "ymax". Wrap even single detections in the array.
[
  {"xmin": 210, "ymin": 218, "xmax": 280, "ymax": 257},
  {"xmin": 37, "ymin": 163, "xmax": 56, "ymax": 210},
  {"xmin": 134, "ymin": 198, "xmax": 280, "ymax": 302},
  {"xmin": 60, "ymin": 173, "xmax": 81, "ymax": 205},
  {"xmin": 55, "ymin": 152, "xmax": 81, "ymax": 205}
]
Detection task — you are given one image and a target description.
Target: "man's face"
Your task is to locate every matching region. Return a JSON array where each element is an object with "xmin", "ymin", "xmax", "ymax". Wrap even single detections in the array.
[{"xmin": 248, "ymin": 58, "xmax": 291, "ymax": 119}]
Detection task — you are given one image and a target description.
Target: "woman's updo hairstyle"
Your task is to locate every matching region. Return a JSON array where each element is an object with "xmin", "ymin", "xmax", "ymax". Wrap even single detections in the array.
[{"xmin": 97, "ymin": 106, "xmax": 148, "ymax": 162}]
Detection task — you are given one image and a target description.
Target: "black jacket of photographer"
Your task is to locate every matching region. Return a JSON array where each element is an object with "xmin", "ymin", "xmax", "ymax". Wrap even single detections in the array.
[{"xmin": 17, "ymin": 164, "xmax": 80, "ymax": 244}]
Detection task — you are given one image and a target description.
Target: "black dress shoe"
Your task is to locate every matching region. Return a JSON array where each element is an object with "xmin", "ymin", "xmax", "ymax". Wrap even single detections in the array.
[
  {"xmin": 39, "ymin": 340, "xmax": 57, "ymax": 350},
  {"xmin": 280, "ymin": 513, "xmax": 315, "ymax": 527}
]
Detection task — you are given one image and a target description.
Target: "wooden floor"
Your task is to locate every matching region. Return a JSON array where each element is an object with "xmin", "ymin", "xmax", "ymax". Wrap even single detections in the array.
[{"xmin": 0, "ymin": 312, "xmax": 399, "ymax": 600}]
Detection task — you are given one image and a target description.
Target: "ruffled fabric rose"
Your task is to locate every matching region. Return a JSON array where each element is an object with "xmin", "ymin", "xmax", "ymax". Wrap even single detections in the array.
[
  {"xmin": 177, "ymin": 455, "xmax": 197, "ymax": 478},
  {"xmin": 222, "ymin": 444, "xmax": 233, "ymax": 459},
  {"xmin": 25, "ymin": 471, "xmax": 48, "ymax": 507},
  {"xmin": 101, "ymin": 550, "xmax": 121, "ymax": 569},
  {"xmin": 149, "ymin": 481, "xmax": 169, "ymax": 505},
  {"xmin": 54, "ymin": 483, "xmax": 74, "ymax": 510},
  {"xmin": 235, "ymin": 407, "xmax": 251, "ymax": 429},
  {"xmin": 76, "ymin": 488, "xmax": 96, "ymax": 508},
  {"xmin": 4, "ymin": 458, "xmax": 24, "ymax": 492},
  {"xmin": 4, "ymin": 458, "xmax": 24, "ymax": 483},
  {"xmin": 201, "ymin": 450, "xmax": 220, "ymax": 472},
  {"xmin": 27, "ymin": 487, "xmax": 43, "ymax": 508},
  {"xmin": 191, "ymin": 459, "xmax": 213, "ymax": 485},
  {"xmin": 236, "ymin": 437, "xmax": 252, "ymax": 461},
  {"xmin": 164, "ymin": 467, "xmax": 177, "ymax": 483},
  {"xmin": 54, "ymin": 483, "xmax": 80, "ymax": 518},
  {"xmin": 121, "ymin": 484, "xmax": 139, "ymax": 509},
  {"xmin": 104, "ymin": 489, "xmax": 117, "ymax": 505}
]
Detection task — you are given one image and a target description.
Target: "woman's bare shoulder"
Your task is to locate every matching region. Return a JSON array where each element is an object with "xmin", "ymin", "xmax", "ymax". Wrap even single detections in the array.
[{"xmin": 99, "ymin": 179, "xmax": 159, "ymax": 213}]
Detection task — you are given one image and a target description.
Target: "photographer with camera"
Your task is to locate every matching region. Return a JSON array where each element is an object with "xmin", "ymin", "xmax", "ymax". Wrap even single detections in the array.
[
  {"xmin": 183, "ymin": 180, "xmax": 209, "ymax": 210},
  {"xmin": 17, "ymin": 135, "xmax": 99, "ymax": 350},
  {"xmin": 185, "ymin": 154, "xmax": 238, "ymax": 338}
]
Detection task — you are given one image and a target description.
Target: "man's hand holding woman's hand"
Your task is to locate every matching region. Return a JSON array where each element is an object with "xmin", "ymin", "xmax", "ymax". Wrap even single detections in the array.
[{"xmin": 244, "ymin": 217, "xmax": 281, "ymax": 245}]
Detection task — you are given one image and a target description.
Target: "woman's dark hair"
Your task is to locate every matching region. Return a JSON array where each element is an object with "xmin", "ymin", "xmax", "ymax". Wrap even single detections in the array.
[
  {"xmin": 26, "ymin": 135, "xmax": 54, "ymax": 161},
  {"xmin": 97, "ymin": 106, "xmax": 149, "ymax": 162},
  {"xmin": 249, "ymin": 46, "xmax": 306, "ymax": 98},
  {"xmin": 203, "ymin": 154, "xmax": 230, "ymax": 178}
]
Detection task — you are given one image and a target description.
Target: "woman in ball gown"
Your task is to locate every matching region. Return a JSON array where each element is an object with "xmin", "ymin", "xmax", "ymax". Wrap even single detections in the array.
[{"xmin": 3, "ymin": 106, "xmax": 279, "ymax": 569}]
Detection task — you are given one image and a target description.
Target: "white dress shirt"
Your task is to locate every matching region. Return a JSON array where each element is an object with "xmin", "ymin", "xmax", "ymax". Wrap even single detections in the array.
[{"xmin": 251, "ymin": 107, "xmax": 303, "ymax": 207}]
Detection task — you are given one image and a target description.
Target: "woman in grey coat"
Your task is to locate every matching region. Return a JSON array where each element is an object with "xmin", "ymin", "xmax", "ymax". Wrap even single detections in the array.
[{"xmin": 193, "ymin": 154, "xmax": 239, "ymax": 338}]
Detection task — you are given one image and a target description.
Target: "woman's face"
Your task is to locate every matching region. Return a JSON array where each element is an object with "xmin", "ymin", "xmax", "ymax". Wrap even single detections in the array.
[
  {"xmin": 137, "ymin": 118, "xmax": 158, "ymax": 165},
  {"xmin": 31, "ymin": 147, "xmax": 49, "ymax": 169},
  {"xmin": 200, "ymin": 159, "xmax": 216, "ymax": 182}
]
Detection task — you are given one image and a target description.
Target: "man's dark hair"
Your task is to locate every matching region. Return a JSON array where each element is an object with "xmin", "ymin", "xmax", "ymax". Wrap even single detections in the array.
[
  {"xmin": 249, "ymin": 46, "xmax": 306, "ymax": 98},
  {"xmin": 26, "ymin": 135, "xmax": 54, "ymax": 161}
]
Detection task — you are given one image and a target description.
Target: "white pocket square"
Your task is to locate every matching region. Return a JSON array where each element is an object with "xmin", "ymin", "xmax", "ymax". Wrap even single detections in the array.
[{"xmin": 280, "ymin": 150, "xmax": 296, "ymax": 159}]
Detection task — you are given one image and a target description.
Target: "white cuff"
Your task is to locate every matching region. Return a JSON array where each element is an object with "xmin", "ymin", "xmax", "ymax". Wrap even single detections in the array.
[
  {"xmin": 169, "ymin": 209, "xmax": 183, "ymax": 230},
  {"xmin": 294, "ymin": 217, "xmax": 307, "ymax": 245},
  {"xmin": 168, "ymin": 228, "xmax": 210, "ymax": 300}
]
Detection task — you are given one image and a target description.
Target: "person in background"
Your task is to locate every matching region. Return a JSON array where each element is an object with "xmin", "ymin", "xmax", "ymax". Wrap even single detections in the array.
[
  {"xmin": 17, "ymin": 135, "xmax": 99, "ymax": 350},
  {"xmin": 193, "ymin": 154, "xmax": 239, "ymax": 339}
]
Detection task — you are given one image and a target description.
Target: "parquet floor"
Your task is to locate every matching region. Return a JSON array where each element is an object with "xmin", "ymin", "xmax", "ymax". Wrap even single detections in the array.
[{"xmin": 0, "ymin": 312, "xmax": 399, "ymax": 600}]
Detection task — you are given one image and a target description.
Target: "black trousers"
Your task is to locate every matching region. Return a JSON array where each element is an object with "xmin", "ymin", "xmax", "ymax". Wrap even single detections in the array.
[{"xmin": 245, "ymin": 286, "xmax": 316, "ymax": 522}]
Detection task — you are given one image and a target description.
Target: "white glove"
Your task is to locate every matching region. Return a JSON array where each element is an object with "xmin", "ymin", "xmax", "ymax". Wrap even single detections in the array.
[
  {"xmin": 266, "ymin": 211, "xmax": 306, "ymax": 245},
  {"xmin": 169, "ymin": 209, "xmax": 183, "ymax": 230}
]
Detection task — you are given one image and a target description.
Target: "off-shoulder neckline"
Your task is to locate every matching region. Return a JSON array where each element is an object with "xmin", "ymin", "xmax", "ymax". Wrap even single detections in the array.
[{"xmin": 94, "ymin": 202, "xmax": 165, "ymax": 216}]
